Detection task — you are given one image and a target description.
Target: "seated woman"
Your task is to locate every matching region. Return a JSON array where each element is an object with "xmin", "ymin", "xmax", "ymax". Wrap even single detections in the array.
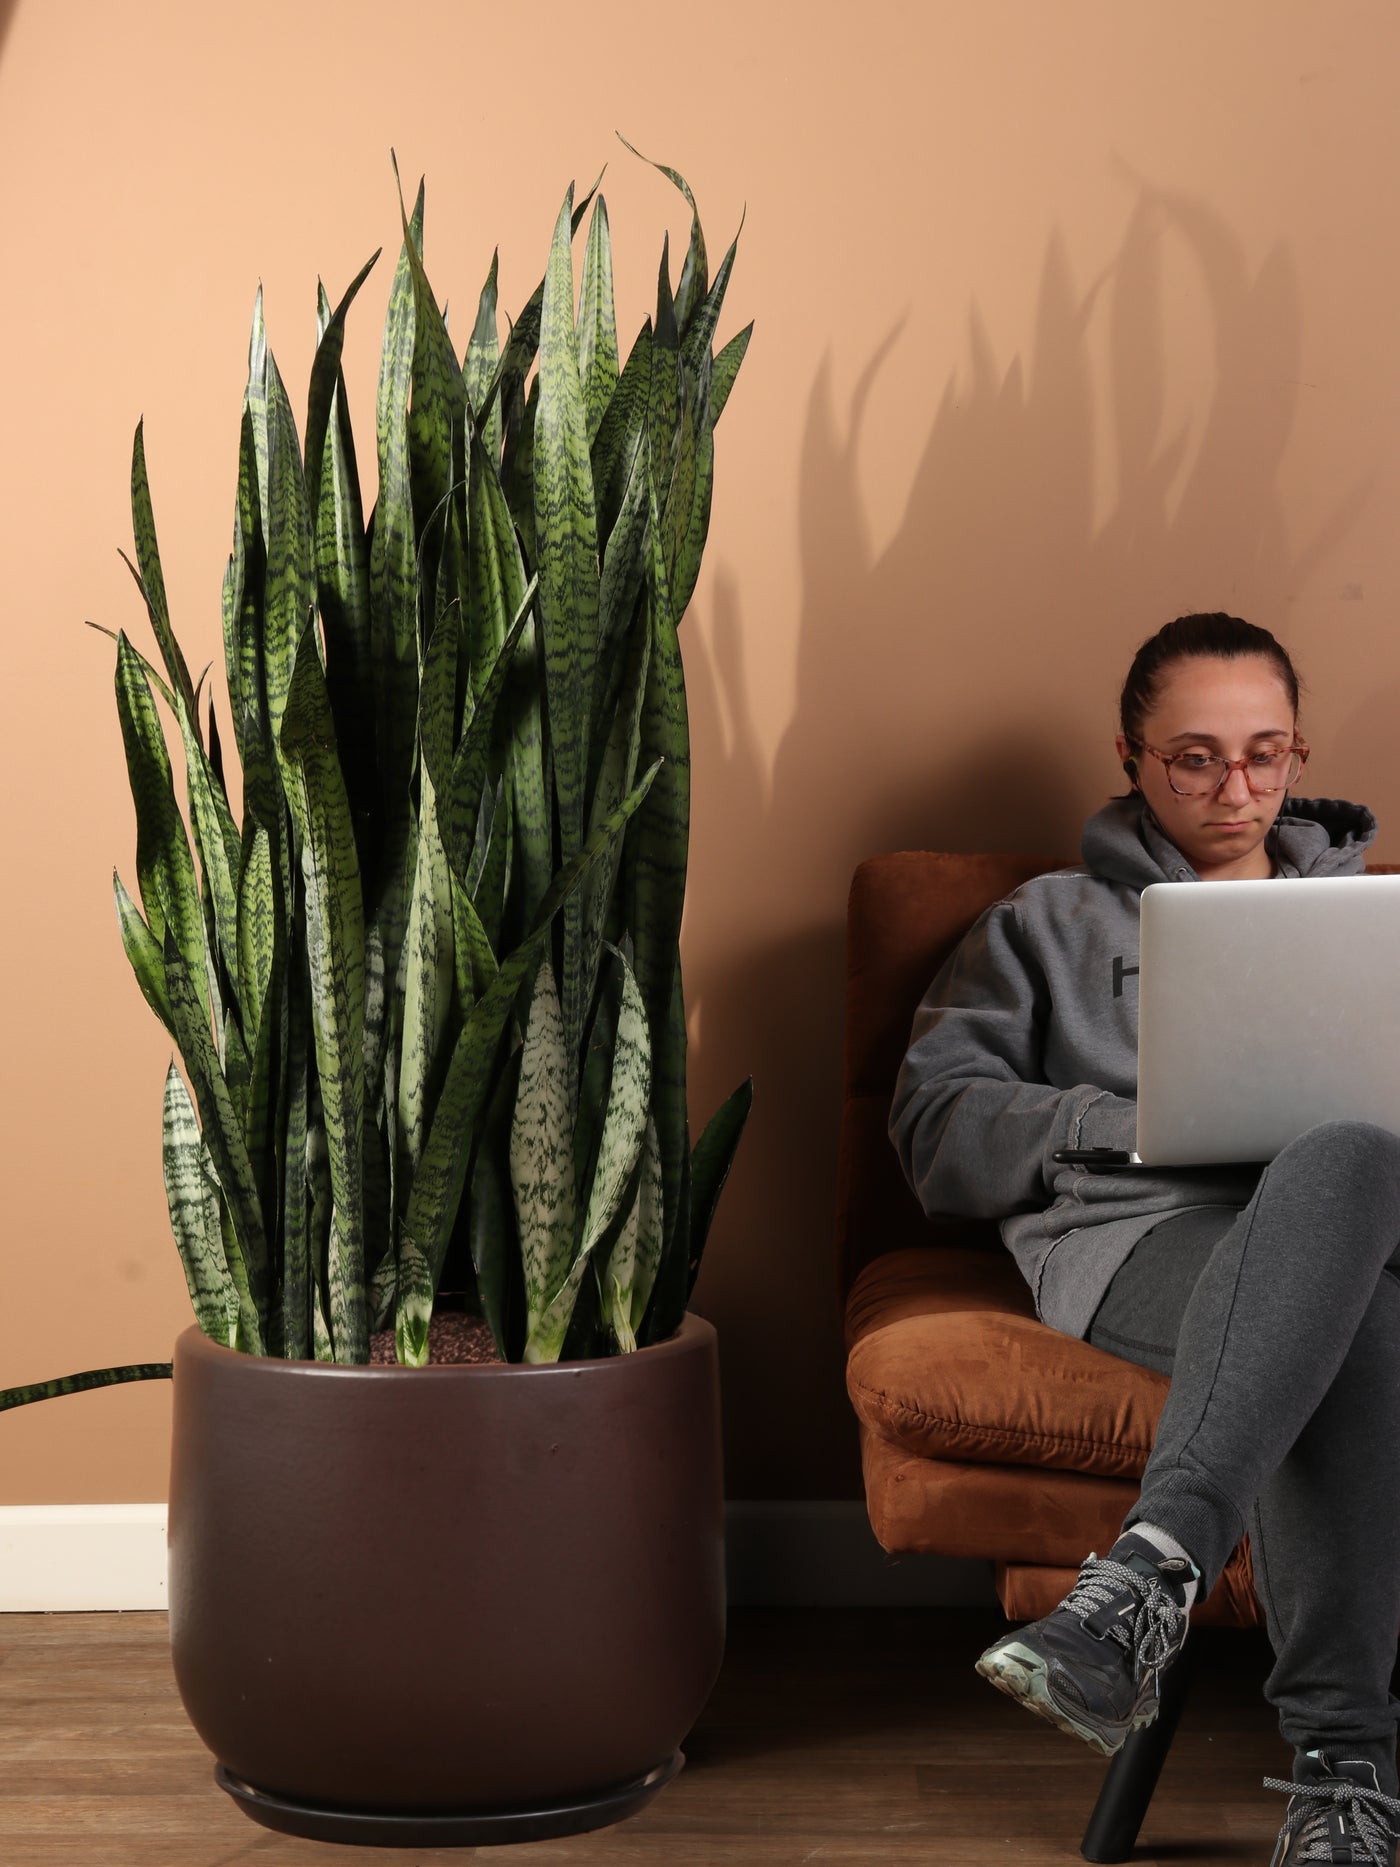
[{"xmin": 889, "ymin": 612, "xmax": 1400, "ymax": 1867}]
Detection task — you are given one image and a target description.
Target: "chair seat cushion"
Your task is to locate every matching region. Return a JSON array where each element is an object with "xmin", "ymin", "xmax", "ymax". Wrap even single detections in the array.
[{"xmin": 845, "ymin": 1247, "xmax": 1171, "ymax": 1481}]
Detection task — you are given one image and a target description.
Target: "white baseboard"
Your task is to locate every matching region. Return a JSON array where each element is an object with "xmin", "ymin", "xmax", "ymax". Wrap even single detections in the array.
[
  {"xmin": 0, "ymin": 1501, "xmax": 994, "ymax": 1613},
  {"xmin": 0, "ymin": 1505, "xmax": 168, "ymax": 1611}
]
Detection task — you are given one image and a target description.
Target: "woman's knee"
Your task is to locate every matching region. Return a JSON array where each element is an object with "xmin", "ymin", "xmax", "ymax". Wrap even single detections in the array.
[{"xmin": 1272, "ymin": 1119, "xmax": 1400, "ymax": 1186}]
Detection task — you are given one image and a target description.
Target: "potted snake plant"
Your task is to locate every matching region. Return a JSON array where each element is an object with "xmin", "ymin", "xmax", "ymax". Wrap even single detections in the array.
[{"xmin": 2, "ymin": 144, "xmax": 753, "ymax": 1847}]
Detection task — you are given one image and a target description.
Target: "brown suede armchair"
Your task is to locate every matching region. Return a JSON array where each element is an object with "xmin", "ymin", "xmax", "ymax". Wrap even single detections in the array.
[{"xmin": 837, "ymin": 851, "xmax": 1261, "ymax": 1862}]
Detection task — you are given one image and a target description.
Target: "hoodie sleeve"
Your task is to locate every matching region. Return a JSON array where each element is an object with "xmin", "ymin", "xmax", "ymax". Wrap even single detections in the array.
[{"xmin": 888, "ymin": 897, "xmax": 1137, "ymax": 1220}]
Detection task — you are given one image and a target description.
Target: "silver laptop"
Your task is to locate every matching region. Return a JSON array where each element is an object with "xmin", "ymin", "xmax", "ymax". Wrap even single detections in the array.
[{"xmin": 1134, "ymin": 874, "xmax": 1400, "ymax": 1167}]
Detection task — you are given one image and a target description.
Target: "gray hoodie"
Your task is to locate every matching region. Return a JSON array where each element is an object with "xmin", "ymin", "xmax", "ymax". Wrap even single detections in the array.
[{"xmin": 888, "ymin": 793, "xmax": 1377, "ymax": 1338}]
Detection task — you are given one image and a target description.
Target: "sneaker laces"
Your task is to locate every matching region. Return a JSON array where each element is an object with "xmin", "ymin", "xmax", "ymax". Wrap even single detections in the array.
[
  {"xmin": 1061, "ymin": 1553, "xmax": 1187, "ymax": 1681},
  {"xmin": 1264, "ymin": 1773, "xmax": 1400, "ymax": 1865}
]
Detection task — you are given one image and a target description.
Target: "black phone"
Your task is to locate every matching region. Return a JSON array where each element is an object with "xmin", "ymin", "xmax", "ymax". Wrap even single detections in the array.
[{"xmin": 1052, "ymin": 1147, "xmax": 1135, "ymax": 1167}]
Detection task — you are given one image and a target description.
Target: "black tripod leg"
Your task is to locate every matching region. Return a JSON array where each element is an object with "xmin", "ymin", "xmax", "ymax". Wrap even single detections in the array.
[{"xmin": 1080, "ymin": 1639, "xmax": 1199, "ymax": 1863}]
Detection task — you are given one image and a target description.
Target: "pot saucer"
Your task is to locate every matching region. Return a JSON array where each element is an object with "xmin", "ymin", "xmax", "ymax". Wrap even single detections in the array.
[{"xmin": 215, "ymin": 1752, "xmax": 684, "ymax": 1846}]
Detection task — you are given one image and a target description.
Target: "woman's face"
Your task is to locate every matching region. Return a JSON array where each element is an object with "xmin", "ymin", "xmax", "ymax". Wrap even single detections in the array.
[{"xmin": 1115, "ymin": 654, "xmax": 1300, "ymax": 882}]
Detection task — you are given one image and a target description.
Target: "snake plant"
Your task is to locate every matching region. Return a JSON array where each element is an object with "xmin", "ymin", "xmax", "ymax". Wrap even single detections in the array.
[{"xmin": 2, "ymin": 145, "xmax": 752, "ymax": 1407}]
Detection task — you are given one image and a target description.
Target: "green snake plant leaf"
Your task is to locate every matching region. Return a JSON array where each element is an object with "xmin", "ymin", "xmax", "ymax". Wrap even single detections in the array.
[
  {"xmin": 468, "ymin": 1045, "xmax": 522, "ymax": 1360},
  {"xmin": 604, "ymin": 1111, "xmax": 664, "ymax": 1352},
  {"xmin": 582, "ymin": 599, "xmax": 649, "ymax": 1020},
  {"xmin": 643, "ymin": 1073, "xmax": 753, "ymax": 1346},
  {"xmin": 646, "ymin": 251, "xmax": 681, "ymax": 512},
  {"xmin": 113, "ymin": 871, "xmax": 174, "ymax": 1036},
  {"xmin": 304, "ymin": 251, "xmax": 380, "ymax": 528},
  {"xmin": 535, "ymin": 184, "xmax": 601, "ymax": 1092},
  {"xmin": 262, "ymin": 353, "xmax": 316, "ymax": 774},
  {"xmin": 590, "ymin": 318, "xmax": 652, "ymax": 554},
  {"xmin": 577, "ymin": 950, "xmax": 650, "ymax": 1256},
  {"xmin": 244, "ymin": 287, "xmax": 271, "ymax": 527},
  {"xmin": 474, "ymin": 173, "xmax": 604, "ymax": 434},
  {"xmin": 512, "ymin": 960, "xmax": 577, "ymax": 1359},
  {"xmin": 161, "ymin": 1062, "xmax": 240, "ymax": 1348},
  {"xmin": 162, "ymin": 930, "xmax": 270, "ymax": 1324},
  {"xmin": 686, "ymin": 1074, "xmax": 753, "ymax": 1276},
  {"xmin": 307, "ymin": 258, "xmax": 379, "ymax": 845},
  {"xmin": 0, "ymin": 1366, "xmax": 175, "ymax": 1414},
  {"xmin": 235, "ymin": 824, "xmax": 276, "ymax": 1049},
  {"xmin": 594, "ymin": 358, "xmax": 653, "ymax": 676},
  {"xmin": 468, "ymin": 429, "xmax": 551, "ymax": 927},
  {"xmin": 666, "ymin": 351, "xmax": 715, "ymax": 623},
  {"xmin": 174, "ymin": 691, "xmax": 243, "ymax": 998},
  {"xmin": 679, "ymin": 216, "xmax": 743, "ymax": 377},
  {"xmin": 449, "ymin": 864, "xmax": 498, "ymax": 1009},
  {"xmin": 524, "ymin": 945, "xmax": 651, "ymax": 1364},
  {"xmin": 279, "ymin": 888, "xmax": 312, "ymax": 1360},
  {"xmin": 632, "ymin": 475, "xmax": 690, "ymax": 1031},
  {"xmin": 396, "ymin": 757, "xmax": 661, "ymax": 1355},
  {"xmin": 616, "ymin": 136, "xmax": 708, "ymax": 333},
  {"xmin": 465, "ymin": 428, "xmax": 527, "ymax": 693},
  {"xmin": 280, "ymin": 620, "xmax": 368, "ymax": 1362},
  {"xmin": 463, "ymin": 249, "xmax": 503, "ymax": 468},
  {"xmin": 127, "ymin": 422, "xmax": 198, "ymax": 723},
  {"xmin": 369, "ymin": 180, "xmax": 423, "ymax": 811},
  {"xmin": 398, "ymin": 614, "xmax": 457, "ymax": 1184},
  {"xmin": 393, "ymin": 157, "xmax": 467, "ymax": 535},
  {"xmin": 86, "ymin": 622, "xmax": 176, "ymax": 712},
  {"xmin": 577, "ymin": 195, "xmax": 619, "ymax": 449},
  {"xmin": 710, "ymin": 321, "xmax": 753, "ymax": 426},
  {"xmin": 362, "ymin": 190, "xmax": 423, "ymax": 1123},
  {"xmin": 440, "ymin": 574, "xmax": 537, "ymax": 886},
  {"xmin": 113, "ymin": 634, "xmax": 210, "ymax": 1032}
]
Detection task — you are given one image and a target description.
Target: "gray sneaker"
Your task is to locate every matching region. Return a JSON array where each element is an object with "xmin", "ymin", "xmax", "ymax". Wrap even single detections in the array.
[
  {"xmin": 974, "ymin": 1531, "xmax": 1193, "ymax": 1756},
  {"xmin": 1266, "ymin": 1753, "xmax": 1400, "ymax": 1866}
]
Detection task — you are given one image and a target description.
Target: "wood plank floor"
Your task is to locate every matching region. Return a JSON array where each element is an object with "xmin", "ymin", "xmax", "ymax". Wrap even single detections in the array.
[{"xmin": 1, "ymin": 1606, "xmax": 1291, "ymax": 1864}]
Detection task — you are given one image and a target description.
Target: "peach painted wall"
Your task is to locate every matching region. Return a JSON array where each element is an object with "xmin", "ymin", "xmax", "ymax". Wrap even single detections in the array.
[{"xmin": 4, "ymin": 0, "xmax": 1400, "ymax": 1503}]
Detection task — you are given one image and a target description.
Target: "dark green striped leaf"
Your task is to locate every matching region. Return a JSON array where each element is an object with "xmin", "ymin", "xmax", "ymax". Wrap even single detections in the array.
[
  {"xmin": 535, "ymin": 184, "xmax": 601, "ymax": 1089},
  {"xmin": 393, "ymin": 160, "xmax": 467, "ymax": 536},
  {"xmin": 577, "ymin": 196, "xmax": 619, "ymax": 448},
  {"xmin": 711, "ymin": 322, "xmax": 752, "ymax": 426},
  {"xmin": 616, "ymin": 136, "xmax": 708, "ymax": 333},
  {"xmin": 591, "ymin": 319, "xmax": 652, "ymax": 547},
  {"xmin": 513, "ymin": 960, "xmax": 576, "ymax": 1359},
  {"xmin": 280, "ymin": 621, "xmax": 368, "ymax": 1362},
  {"xmin": 304, "ymin": 251, "xmax": 380, "ymax": 526},
  {"xmin": 679, "ymin": 218, "xmax": 743, "ymax": 377},
  {"xmin": 113, "ymin": 635, "xmax": 209, "ymax": 1030},
  {"xmin": 86, "ymin": 621, "xmax": 176, "ymax": 712},
  {"xmin": 307, "ymin": 257, "xmax": 379, "ymax": 844},
  {"xmin": 369, "ymin": 184, "xmax": 423, "ymax": 829},
  {"xmin": 128, "ymin": 422, "xmax": 197, "ymax": 721},
  {"xmin": 113, "ymin": 871, "xmax": 174, "ymax": 1035},
  {"xmin": 440, "ymin": 575, "xmax": 537, "ymax": 885},
  {"xmin": 263, "ymin": 354, "xmax": 315, "ymax": 772},
  {"xmin": 632, "ymin": 476, "xmax": 690, "ymax": 1031},
  {"xmin": 280, "ymin": 888, "xmax": 312, "ymax": 1360},
  {"xmin": 163, "ymin": 930, "xmax": 270, "ymax": 1324},
  {"xmin": 400, "ymin": 759, "xmax": 661, "ymax": 1318},
  {"xmin": 667, "ymin": 354, "xmax": 715, "ymax": 622},
  {"xmin": 463, "ymin": 250, "xmax": 503, "ymax": 467},
  {"xmin": 162, "ymin": 1063, "xmax": 239, "ymax": 1347}
]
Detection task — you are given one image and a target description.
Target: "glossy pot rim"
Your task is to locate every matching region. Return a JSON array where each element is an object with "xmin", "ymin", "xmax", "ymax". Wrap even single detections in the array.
[{"xmin": 172, "ymin": 1310, "xmax": 715, "ymax": 1383}]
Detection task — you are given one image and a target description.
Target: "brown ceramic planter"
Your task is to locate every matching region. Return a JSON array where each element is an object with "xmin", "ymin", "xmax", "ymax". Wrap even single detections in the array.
[{"xmin": 167, "ymin": 1315, "xmax": 724, "ymax": 1844}]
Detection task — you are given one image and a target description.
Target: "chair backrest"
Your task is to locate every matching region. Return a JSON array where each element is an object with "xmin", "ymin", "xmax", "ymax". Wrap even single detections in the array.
[
  {"xmin": 836, "ymin": 850, "xmax": 1060, "ymax": 1298},
  {"xmin": 836, "ymin": 849, "xmax": 1400, "ymax": 1299}
]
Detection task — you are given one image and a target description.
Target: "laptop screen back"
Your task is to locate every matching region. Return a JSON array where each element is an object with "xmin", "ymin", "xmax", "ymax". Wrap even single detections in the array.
[{"xmin": 1135, "ymin": 875, "xmax": 1400, "ymax": 1167}]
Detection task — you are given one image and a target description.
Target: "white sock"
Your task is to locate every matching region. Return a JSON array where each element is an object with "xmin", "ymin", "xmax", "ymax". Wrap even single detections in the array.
[{"xmin": 1120, "ymin": 1521, "xmax": 1201, "ymax": 1609}]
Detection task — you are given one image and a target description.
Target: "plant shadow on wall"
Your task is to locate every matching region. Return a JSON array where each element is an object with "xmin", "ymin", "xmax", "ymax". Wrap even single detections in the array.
[{"xmin": 683, "ymin": 182, "xmax": 1374, "ymax": 1499}]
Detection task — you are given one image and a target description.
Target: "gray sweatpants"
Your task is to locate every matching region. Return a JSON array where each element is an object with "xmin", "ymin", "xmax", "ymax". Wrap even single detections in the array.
[{"xmin": 1086, "ymin": 1119, "xmax": 1400, "ymax": 1790}]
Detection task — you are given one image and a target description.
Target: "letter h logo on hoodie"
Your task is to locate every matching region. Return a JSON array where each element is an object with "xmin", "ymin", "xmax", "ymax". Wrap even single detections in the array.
[{"xmin": 1112, "ymin": 956, "xmax": 1138, "ymax": 999}]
